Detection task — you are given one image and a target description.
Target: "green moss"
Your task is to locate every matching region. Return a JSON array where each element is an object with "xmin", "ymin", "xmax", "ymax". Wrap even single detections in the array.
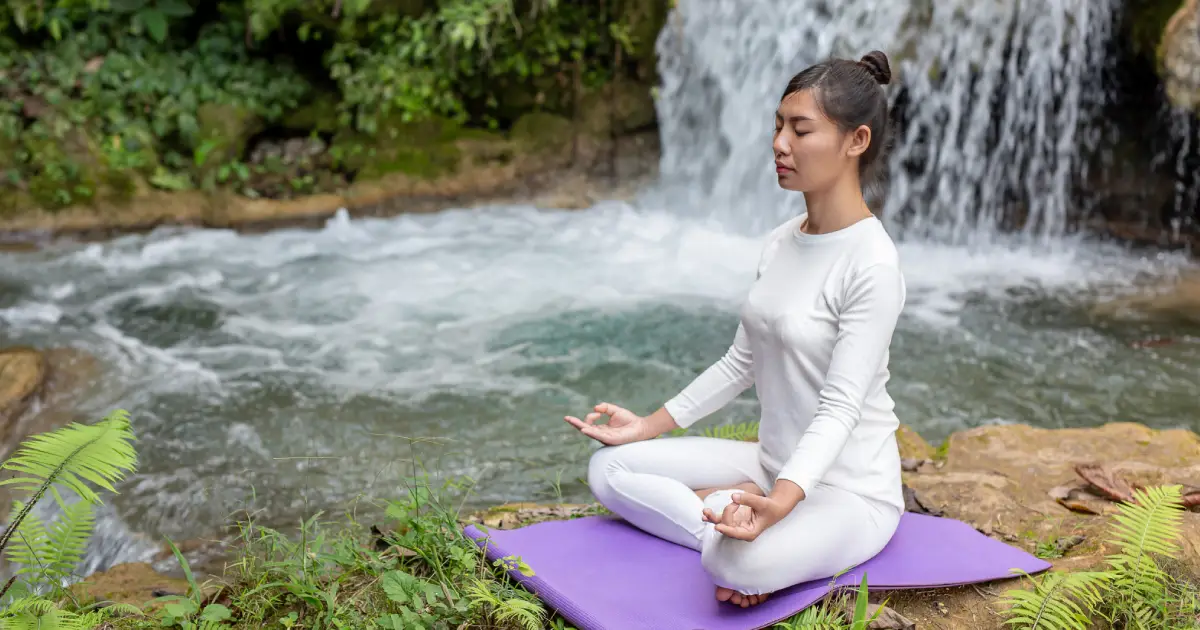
[
  {"xmin": 281, "ymin": 93, "xmax": 341, "ymax": 134},
  {"xmin": 332, "ymin": 115, "xmax": 468, "ymax": 179},
  {"xmin": 577, "ymin": 80, "xmax": 658, "ymax": 137},
  {"xmin": 509, "ymin": 112, "xmax": 573, "ymax": 154},
  {"xmin": 194, "ymin": 103, "xmax": 262, "ymax": 169},
  {"xmin": 1127, "ymin": 0, "xmax": 1186, "ymax": 63}
]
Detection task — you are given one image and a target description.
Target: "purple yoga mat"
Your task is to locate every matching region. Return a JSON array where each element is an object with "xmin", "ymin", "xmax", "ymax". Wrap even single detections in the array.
[{"xmin": 463, "ymin": 512, "xmax": 1051, "ymax": 630}]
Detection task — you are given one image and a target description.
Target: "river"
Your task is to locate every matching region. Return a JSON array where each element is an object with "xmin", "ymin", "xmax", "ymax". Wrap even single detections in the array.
[{"xmin": 1, "ymin": 0, "xmax": 1200, "ymax": 574}]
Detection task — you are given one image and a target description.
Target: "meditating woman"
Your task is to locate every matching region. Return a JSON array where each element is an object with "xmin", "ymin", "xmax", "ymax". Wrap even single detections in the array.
[{"xmin": 563, "ymin": 51, "xmax": 906, "ymax": 608}]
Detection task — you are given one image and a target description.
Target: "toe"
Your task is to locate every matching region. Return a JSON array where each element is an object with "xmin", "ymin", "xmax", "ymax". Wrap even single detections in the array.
[{"xmin": 715, "ymin": 587, "xmax": 734, "ymax": 602}]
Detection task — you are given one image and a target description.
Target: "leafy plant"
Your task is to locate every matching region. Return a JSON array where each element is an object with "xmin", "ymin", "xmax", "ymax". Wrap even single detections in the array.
[
  {"xmin": 1001, "ymin": 484, "xmax": 1200, "ymax": 630},
  {"xmin": 0, "ymin": 409, "xmax": 139, "ymax": 626}
]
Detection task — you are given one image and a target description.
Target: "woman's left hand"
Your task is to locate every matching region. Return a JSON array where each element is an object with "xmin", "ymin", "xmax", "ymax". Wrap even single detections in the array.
[{"xmin": 701, "ymin": 492, "xmax": 792, "ymax": 542}]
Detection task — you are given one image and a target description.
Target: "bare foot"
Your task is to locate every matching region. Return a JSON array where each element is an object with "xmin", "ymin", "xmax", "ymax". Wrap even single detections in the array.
[{"xmin": 715, "ymin": 586, "xmax": 771, "ymax": 607}]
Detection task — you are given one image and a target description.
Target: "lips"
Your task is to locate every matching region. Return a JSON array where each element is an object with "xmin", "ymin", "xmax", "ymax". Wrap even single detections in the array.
[{"xmin": 775, "ymin": 161, "xmax": 794, "ymax": 174}]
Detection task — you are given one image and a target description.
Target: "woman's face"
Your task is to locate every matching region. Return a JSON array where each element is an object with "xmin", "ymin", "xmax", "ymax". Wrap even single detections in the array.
[{"xmin": 772, "ymin": 89, "xmax": 870, "ymax": 192}]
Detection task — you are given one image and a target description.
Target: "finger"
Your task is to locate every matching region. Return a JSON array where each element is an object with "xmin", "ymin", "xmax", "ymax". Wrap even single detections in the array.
[
  {"xmin": 732, "ymin": 491, "xmax": 767, "ymax": 510},
  {"xmin": 702, "ymin": 508, "xmax": 719, "ymax": 524},
  {"xmin": 594, "ymin": 402, "xmax": 627, "ymax": 417},
  {"xmin": 720, "ymin": 502, "xmax": 740, "ymax": 523},
  {"xmin": 714, "ymin": 524, "xmax": 755, "ymax": 541},
  {"xmin": 564, "ymin": 416, "xmax": 589, "ymax": 430},
  {"xmin": 584, "ymin": 412, "xmax": 603, "ymax": 425}
]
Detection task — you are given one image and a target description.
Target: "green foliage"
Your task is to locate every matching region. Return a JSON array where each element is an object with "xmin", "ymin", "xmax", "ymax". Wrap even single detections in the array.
[
  {"xmin": 0, "ymin": 409, "xmax": 138, "ymax": 627},
  {"xmin": 668, "ymin": 420, "xmax": 761, "ymax": 441},
  {"xmin": 0, "ymin": 0, "xmax": 664, "ymax": 210},
  {"xmin": 773, "ymin": 572, "xmax": 884, "ymax": 630},
  {"xmin": 1001, "ymin": 485, "xmax": 1200, "ymax": 630}
]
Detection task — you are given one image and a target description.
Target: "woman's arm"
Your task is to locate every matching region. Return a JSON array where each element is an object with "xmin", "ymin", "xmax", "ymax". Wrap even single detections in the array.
[
  {"xmin": 660, "ymin": 322, "xmax": 756, "ymax": 430},
  {"xmin": 773, "ymin": 262, "xmax": 906, "ymax": 504}
]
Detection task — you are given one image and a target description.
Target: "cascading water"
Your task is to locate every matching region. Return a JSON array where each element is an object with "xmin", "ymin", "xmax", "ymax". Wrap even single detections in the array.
[{"xmin": 652, "ymin": 0, "xmax": 1116, "ymax": 244}]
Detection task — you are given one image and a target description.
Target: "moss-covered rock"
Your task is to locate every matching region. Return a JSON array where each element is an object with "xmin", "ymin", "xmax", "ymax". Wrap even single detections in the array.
[
  {"xmin": 331, "ymin": 115, "xmax": 472, "ymax": 180},
  {"xmin": 281, "ymin": 92, "xmax": 341, "ymax": 134},
  {"xmin": 194, "ymin": 103, "xmax": 262, "ymax": 174},
  {"xmin": 578, "ymin": 80, "xmax": 658, "ymax": 138},
  {"xmin": 617, "ymin": 0, "xmax": 670, "ymax": 81},
  {"xmin": 509, "ymin": 112, "xmax": 574, "ymax": 155}
]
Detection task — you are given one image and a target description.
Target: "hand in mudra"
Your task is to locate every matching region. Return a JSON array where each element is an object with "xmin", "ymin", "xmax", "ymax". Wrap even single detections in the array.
[
  {"xmin": 564, "ymin": 403, "xmax": 647, "ymax": 446},
  {"xmin": 702, "ymin": 492, "xmax": 789, "ymax": 542}
]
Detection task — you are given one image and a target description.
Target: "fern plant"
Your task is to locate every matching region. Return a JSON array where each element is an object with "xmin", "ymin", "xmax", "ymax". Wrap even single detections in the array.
[
  {"xmin": 1001, "ymin": 484, "xmax": 1197, "ymax": 630},
  {"xmin": 668, "ymin": 421, "xmax": 761, "ymax": 441},
  {"xmin": 0, "ymin": 409, "xmax": 138, "ymax": 623}
]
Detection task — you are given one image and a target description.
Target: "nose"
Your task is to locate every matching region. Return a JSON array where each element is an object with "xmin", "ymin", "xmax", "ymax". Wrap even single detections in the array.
[{"xmin": 773, "ymin": 129, "xmax": 790, "ymax": 156}]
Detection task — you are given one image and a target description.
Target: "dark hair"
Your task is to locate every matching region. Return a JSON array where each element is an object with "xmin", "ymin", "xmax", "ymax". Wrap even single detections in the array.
[{"xmin": 781, "ymin": 50, "xmax": 892, "ymax": 180}]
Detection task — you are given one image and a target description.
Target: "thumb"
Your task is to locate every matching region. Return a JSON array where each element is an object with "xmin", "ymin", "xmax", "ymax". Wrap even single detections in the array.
[{"xmin": 733, "ymin": 492, "xmax": 768, "ymax": 510}]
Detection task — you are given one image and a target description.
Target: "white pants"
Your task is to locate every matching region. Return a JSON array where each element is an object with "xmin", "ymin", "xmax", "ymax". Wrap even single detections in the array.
[{"xmin": 587, "ymin": 436, "xmax": 902, "ymax": 595}]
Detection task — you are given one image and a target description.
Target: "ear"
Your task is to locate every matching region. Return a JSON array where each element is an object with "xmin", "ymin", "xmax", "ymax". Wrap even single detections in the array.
[{"xmin": 844, "ymin": 124, "xmax": 871, "ymax": 159}]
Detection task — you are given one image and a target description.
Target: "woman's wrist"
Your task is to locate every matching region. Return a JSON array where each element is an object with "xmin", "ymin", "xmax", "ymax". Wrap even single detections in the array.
[
  {"xmin": 639, "ymin": 407, "xmax": 681, "ymax": 441},
  {"xmin": 768, "ymin": 479, "xmax": 807, "ymax": 510}
]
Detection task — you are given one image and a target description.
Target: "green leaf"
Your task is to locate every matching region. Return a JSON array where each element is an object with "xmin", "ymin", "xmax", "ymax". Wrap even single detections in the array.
[
  {"xmin": 200, "ymin": 603, "xmax": 232, "ymax": 621},
  {"xmin": 139, "ymin": 9, "xmax": 169, "ymax": 43},
  {"xmin": 156, "ymin": 0, "xmax": 194, "ymax": 17},
  {"xmin": 382, "ymin": 570, "xmax": 418, "ymax": 604}
]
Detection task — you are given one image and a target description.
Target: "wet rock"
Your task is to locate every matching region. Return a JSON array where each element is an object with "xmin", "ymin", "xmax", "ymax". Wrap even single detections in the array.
[
  {"xmin": 1162, "ymin": 0, "xmax": 1200, "ymax": 112},
  {"xmin": 0, "ymin": 347, "xmax": 46, "ymax": 436},
  {"xmin": 70, "ymin": 562, "xmax": 191, "ymax": 609},
  {"xmin": 1090, "ymin": 270, "xmax": 1200, "ymax": 325}
]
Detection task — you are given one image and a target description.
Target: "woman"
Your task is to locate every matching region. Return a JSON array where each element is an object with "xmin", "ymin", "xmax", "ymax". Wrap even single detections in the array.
[{"xmin": 564, "ymin": 51, "xmax": 906, "ymax": 608}]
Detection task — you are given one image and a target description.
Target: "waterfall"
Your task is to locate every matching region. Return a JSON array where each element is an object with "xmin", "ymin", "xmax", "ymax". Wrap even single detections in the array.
[{"xmin": 652, "ymin": 0, "xmax": 1117, "ymax": 244}]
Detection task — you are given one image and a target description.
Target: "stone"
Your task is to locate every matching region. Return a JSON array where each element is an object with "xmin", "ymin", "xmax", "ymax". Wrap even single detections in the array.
[
  {"xmin": 895, "ymin": 424, "xmax": 934, "ymax": 460},
  {"xmin": 902, "ymin": 422, "xmax": 1200, "ymax": 571},
  {"xmin": 509, "ymin": 112, "xmax": 575, "ymax": 157},
  {"xmin": 0, "ymin": 347, "xmax": 46, "ymax": 437},
  {"xmin": 577, "ymin": 80, "xmax": 658, "ymax": 138},
  {"xmin": 70, "ymin": 562, "xmax": 191, "ymax": 609},
  {"xmin": 194, "ymin": 103, "xmax": 263, "ymax": 176},
  {"xmin": 1089, "ymin": 270, "xmax": 1200, "ymax": 325},
  {"xmin": 1162, "ymin": 0, "xmax": 1200, "ymax": 112}
]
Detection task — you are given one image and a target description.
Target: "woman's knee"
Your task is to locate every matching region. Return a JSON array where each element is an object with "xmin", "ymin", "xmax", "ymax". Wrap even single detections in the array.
[{"xmin": 586, "ymin": 444, "xmax": 630, "ymax": 503}]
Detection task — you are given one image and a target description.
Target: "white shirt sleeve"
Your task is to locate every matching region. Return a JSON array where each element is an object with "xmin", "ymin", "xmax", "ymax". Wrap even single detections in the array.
[
  {"xmin": 775, "ymin": 262, "xmax": 906, "ymax": 495},
  {"xmin": 663, "ymin": 322, "xmax": 755, "ymax": 428}
]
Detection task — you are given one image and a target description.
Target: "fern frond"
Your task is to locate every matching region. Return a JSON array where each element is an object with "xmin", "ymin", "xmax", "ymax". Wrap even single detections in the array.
[
  {"xmin": 1107, "ymin": 485, "xmax": 1184, "ymax": 562},
  {"xmin": 4, "ymin": 503, "xmax": 52, "ymax": 582},
  {"xmin": 999, "ymin": 569, "xmax": 1110, "ymax": 630},
  {"xmin": 701, "ymin": 421, "xmax": 760, "ymax": 442},
  {"xmin": 491, "ymin": 596, "xmax": 545, "ymax": 630},
  {"xmin": 0, "ymin": 410, "xmax": 137, "ymax": 554},
  {"xmin": 42, "ymin": 499, "xmax": 96, "ymax": 582}
]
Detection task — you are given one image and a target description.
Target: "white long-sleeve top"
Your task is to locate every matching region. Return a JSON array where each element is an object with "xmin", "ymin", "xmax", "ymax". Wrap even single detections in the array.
[{"xmin": 664, "ymin": 214, "xmax": 906, "ymax": 514}]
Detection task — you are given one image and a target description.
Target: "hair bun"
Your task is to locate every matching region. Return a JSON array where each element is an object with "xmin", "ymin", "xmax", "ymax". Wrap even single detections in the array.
[{"xmin": 858, "ymin": 50, "xmax": 891, "ymax": 85}]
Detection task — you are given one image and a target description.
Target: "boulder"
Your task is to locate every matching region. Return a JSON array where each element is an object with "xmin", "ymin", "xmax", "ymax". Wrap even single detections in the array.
[
  {"xmin": 1089, "ymin": 270, "xmax": 1200, "ymax": 325},
  {"xmin": 1162, "ymin": 0, "xmax": 1200, "ymax": 111},
  {"xmin": 70, "ymin": 562, "xmax": 192, "ymax": 610},
  {"xmin": 577, "ymin": 80, "xmax": 658, "ymax": 138},
  {"xmin": 0, "ymin": 347, "xmax": 46, "ymax": 439},
  {"xmin": 194, "ymin": 103, "xmax": 263, "ymax": 177}
]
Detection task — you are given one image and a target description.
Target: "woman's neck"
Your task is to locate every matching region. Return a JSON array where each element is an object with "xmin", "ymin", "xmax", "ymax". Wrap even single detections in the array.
[{"xmin": 799, "ymin": 173, "xmax": 871, "ymax": 235}]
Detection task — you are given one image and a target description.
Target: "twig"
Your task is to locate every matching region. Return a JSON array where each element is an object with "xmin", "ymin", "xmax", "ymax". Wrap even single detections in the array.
[
  {"xmin": 332, "ymin": 0, "xmax": 343, "ymax": 19},
  {"xmin": 0, "ymin": 575, "xmax": 17, "ymax": 601}
]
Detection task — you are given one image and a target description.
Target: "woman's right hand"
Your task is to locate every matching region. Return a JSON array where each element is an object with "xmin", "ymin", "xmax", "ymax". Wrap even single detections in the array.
[{"xmin": 564, "ymin": 402, "xmax": 649, "ymax": 446}]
